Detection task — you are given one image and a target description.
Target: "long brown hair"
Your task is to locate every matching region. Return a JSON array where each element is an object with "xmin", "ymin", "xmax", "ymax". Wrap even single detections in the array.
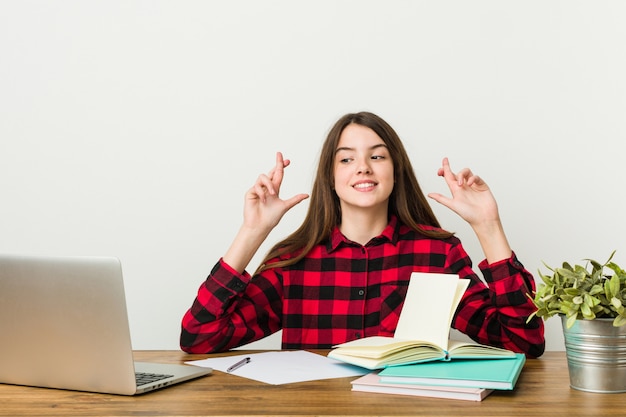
[{"xmin": 255, "ymin": 111, "xmax": 453, "ymax": 274}]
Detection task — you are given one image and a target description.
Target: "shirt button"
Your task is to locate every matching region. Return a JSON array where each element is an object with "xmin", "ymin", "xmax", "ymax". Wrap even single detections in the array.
[
  {"xmin": 355, "ymin": 332, "xmax": 362, "ymax": 339},
  {"xmin": 358, "ymin": 289, "xmax": 365, "ymax": 296}
]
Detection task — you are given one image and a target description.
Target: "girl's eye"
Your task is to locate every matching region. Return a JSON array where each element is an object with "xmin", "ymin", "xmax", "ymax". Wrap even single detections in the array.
[
  {"xmin": 371, "ymin": 155, "xmax": 385, "ymax": 160},
  {"xmin": 339, "ymin": 157, "xmax": 353, "ymax": 164}
]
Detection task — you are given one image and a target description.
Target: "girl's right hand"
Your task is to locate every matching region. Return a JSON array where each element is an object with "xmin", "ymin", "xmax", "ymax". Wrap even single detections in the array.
[
  {"xmin": 223, "ymin": 152, "xmax": 309, "ymax": 273},
  {"xmin": 242, "ymin": 152, "xmax": 309, "ymax": 233}
]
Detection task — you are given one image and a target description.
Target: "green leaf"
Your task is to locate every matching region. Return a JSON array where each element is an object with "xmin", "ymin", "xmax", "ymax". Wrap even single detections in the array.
[
  {"xmin": 563, "ymin": 288, "xmax": 581, "ymax": 296},
  {"xmin": 607, "ymin": 261, "xmax": 626, "ymax": 276},
  {"xmin": 581, "ymin": 303, "xmax": 595, "ymax": 319},
  {"xmin": 589, "ymin": 284, "xmax": 604, "ymax": 296},
  {"xmin": 586, "ymin": 259, "xmax": 603, "ymax": 271},
  {"xmin": 539, "ymin": 294, "xmax": 555, "ymax": 303},
  {"xmin": 538, "ymin": 271, "xmax": 555, "ymax": 286},
  {"xmin": 567, "ymin": 269, "xmax": 589, "ymax": 282},
  {"xmin": 583, "ymin": 293, "xmax": 599, "ymax": 307},
  {"xmin": 604, "ymin": 279, "xmax": 613, "ymax": 299},
  {"xmin": 613, "ymin": 315, "xmax": 626, "ymax": 327},
  {"xmin": 611, "ymin": 297, "xmax": 623, "ymax": 310},
  {"xmin": 566, "ymin": 313, "xmax": 578, "ymax": 328},
  {"xmin": 608, "ymin": 274, "xmax": 620, "ymax": 298}
]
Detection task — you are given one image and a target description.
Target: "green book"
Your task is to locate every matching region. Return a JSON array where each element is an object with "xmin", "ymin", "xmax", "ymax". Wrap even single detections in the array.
[{"xmin": 378, "ymin": 353, "xmax": 526, "ymax": 390}]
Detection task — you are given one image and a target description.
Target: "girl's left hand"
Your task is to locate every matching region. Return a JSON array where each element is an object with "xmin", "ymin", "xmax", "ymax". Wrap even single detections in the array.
[{"xmin": 427, "ymin": 157, "xmax": 500, "ymax": 228}]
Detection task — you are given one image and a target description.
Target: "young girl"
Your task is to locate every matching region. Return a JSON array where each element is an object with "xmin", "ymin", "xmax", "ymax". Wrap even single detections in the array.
[{"xmin": 180, "ymin": 111, "xmax": 545, "ymax": 357}]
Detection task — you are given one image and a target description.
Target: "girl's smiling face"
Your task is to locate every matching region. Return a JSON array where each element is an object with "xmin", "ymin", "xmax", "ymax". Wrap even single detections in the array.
[{"xmin": 333, "ymin": 123, "xmax": 395, "ymax": 215}]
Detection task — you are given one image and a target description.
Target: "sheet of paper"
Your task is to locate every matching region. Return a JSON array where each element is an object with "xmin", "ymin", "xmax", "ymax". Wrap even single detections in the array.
[
  {"xmin": 394, "ymin": 272, "xmax": 468, "ymax": 349},
  {"xmin": 185, "ymin": 350, "xmax": 367, "ymax": 385}
]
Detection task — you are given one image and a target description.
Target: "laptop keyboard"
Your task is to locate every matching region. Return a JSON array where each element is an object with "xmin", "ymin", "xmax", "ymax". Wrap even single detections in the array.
[{"xmin": 135, "ymin": 372, "xmax": 174, "ymax": 387}]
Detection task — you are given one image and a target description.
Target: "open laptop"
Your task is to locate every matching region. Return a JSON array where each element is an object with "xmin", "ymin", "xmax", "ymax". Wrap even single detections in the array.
[{"xmin": 0, "ymin": 253, "xmax": 212, "ymax": 395}]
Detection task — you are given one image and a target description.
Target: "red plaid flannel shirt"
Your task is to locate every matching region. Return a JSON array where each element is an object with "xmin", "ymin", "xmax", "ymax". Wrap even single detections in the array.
[{"xmin": 180, "ymin": 216, "xmax": 545, "ymax": 357}]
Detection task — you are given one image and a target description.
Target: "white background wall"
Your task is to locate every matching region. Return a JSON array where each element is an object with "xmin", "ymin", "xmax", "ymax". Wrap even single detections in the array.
[{"xmin": 1, "ymin": 1, "xmax": 625, "ymax": 352}]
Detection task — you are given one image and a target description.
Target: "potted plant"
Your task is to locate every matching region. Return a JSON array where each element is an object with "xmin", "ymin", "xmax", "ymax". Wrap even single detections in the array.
[{"xmin": 528, "ymin": 250, "xmax": 626, "ymax": 393}]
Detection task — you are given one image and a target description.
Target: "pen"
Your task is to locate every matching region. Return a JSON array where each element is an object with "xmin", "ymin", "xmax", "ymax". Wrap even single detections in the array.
[{"xmin": 227, "ymin": 357, "xmax": 251, "ymax": 373}]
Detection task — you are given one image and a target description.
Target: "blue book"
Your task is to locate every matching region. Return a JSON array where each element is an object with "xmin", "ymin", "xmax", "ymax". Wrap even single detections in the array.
[{"xmin": 378, "ymin": 354, "xmax": 526, "ymax": 390}]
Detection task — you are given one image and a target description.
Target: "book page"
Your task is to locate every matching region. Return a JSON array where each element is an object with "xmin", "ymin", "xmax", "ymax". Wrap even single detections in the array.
[
  {"xmin": 394, "ymin": 272, "xmax": 469, "ymax": 350},
  {"xmin": 447, "ymin": 339, "xmax": 515, "ymax": 358},
  {"xmin": 330, "ymin": 336, "xmax": 439, "ymax": 358}
]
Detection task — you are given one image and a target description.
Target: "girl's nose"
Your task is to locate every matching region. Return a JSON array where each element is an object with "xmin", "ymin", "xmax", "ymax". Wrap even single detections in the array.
[{"xmin": 356, "ymin": 158, "xmax": 372, "ymax": 174}]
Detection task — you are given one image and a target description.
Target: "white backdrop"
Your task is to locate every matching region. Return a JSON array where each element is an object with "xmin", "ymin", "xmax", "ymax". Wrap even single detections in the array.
[{"xmin": 2, "ymin": 1, "xmax": 625, "ymax": 351}]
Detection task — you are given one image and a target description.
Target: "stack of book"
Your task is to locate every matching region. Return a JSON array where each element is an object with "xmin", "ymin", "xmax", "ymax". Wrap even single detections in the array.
[
  {"xmin": 328, "ymin": 272, "xmax": 527, "ymax": 401},
  {"xmin": 350, "ymin": 354, "xmax": 525, "ymax": 401}
]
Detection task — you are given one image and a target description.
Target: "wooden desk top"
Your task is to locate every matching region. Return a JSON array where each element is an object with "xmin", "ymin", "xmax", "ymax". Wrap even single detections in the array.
[{"xmin": 0, "ymin": 351, "xmax": 623, "ymax": 416}]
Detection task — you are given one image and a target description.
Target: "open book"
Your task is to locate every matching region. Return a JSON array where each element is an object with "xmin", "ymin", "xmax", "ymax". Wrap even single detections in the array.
[{"xmin": 327, "ymin": 272, "xmax": 516, "ymax": 369}]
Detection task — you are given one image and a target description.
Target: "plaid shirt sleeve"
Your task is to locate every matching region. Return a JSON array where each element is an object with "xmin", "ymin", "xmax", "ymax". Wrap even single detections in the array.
[
  {"xmin": 180, "ymin": 258, "xmax": 283, "ymax": 353},
  {"xmin": 451, "ymin": 246, "xmax": 545, "ymax": 358}
]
